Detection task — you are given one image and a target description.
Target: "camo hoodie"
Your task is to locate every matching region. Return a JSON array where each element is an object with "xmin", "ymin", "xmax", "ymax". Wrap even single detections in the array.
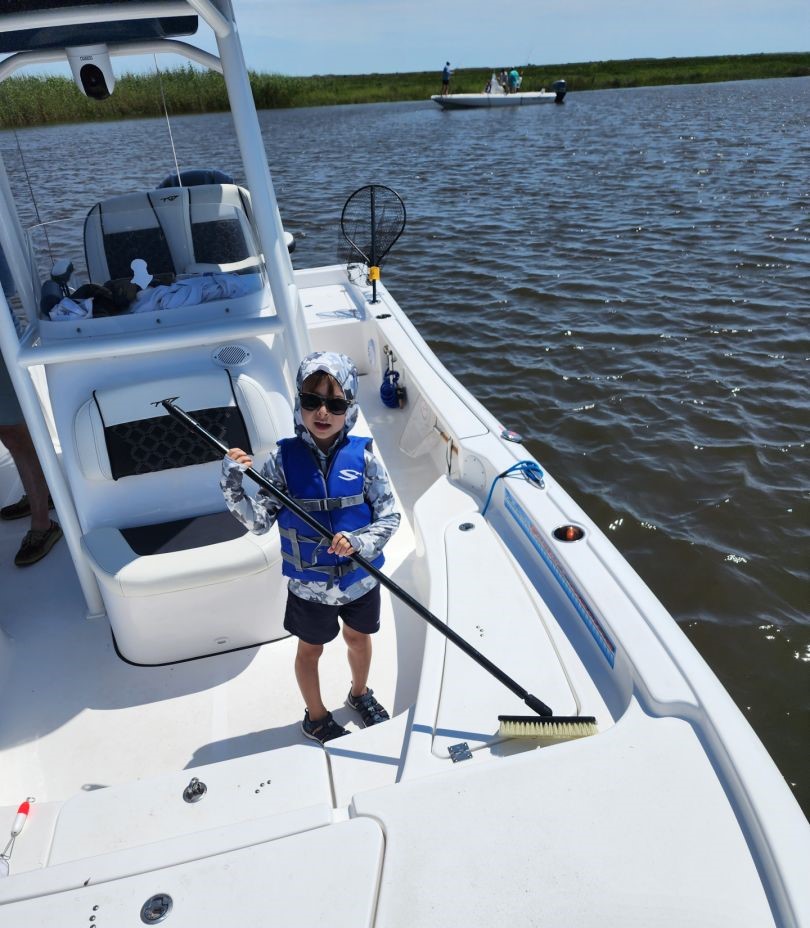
[{"xmin": 221, "ymin": 351, "xmax": 400, "ymax": 605}]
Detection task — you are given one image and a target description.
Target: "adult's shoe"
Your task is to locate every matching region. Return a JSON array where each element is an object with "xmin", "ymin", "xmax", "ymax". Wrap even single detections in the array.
[
  {"xmin": 1, "ymin": 493, "xmax": 55, "ymax": 521},
  {"xmin": 14, "ymin": 520, "xmax": 63, "ymax": 567}
]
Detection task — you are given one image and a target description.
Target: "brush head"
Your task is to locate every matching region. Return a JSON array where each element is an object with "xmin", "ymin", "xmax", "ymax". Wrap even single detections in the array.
[{"xmin": 498, "ymin": 715, "xmax": 598, "ymax": 739}]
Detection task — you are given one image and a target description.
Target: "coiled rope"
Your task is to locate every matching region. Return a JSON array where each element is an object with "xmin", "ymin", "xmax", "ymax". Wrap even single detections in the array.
[
  {"xmin": 380, "ymin": 367, "xmax": 401, "ymax": 408},
  {"xmin": 481, "ymin": 460, "xmax": 545, "ymax": 517}
]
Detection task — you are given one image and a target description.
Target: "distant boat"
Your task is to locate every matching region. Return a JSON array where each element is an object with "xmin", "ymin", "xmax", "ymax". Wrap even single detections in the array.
[{"xmin": 432, "ymin": 75, "xmax": 566, "ymax": 108}]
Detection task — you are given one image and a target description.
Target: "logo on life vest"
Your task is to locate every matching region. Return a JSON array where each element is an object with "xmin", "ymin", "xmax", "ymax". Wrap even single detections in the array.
[{"xmin": 337, "ymin": 468, "xmax": 362, "ymax": 481}]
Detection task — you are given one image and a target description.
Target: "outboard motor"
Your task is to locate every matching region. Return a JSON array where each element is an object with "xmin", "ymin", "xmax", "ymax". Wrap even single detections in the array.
[
  {"xmin": 158, "ymin": 168, "xmax": 235, "ymax": 188},
  {"xmin": 552, "ymin": 79, "xmax": 567, "ymax": 104}
]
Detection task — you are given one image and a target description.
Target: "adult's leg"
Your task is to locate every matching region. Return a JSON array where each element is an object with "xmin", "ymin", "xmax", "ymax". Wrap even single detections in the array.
[{"xmin": 0, "ymin": 422, "xmax": 50, "ymax": 531}]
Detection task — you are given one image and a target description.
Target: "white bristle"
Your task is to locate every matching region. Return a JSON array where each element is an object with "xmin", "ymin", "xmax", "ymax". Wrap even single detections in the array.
[{"xmin": 499, "ymin": 719, "xmax": 598, "ymax": 739}]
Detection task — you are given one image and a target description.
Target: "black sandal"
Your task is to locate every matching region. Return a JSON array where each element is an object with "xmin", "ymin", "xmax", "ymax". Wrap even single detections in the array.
[
  {"xmin": 345, "ymin": 687, "xmax": 390, "ymax": 727},
  {"xmin": 301, "ymin": 710, "xmax": 349, "ymax": 744}
]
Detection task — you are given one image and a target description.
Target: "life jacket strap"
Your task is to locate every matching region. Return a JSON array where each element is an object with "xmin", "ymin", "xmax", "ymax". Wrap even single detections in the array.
[
  {"xmin": 280, "ymin": 556, "xmax": 356, "ymax": 578},
  {"xmin": 295, "ymin": 494, "xmax": 364, "ymax": 512},
  {"xmin": 279, "ymin": 526, "xmax": 356, "ymax": 579}
]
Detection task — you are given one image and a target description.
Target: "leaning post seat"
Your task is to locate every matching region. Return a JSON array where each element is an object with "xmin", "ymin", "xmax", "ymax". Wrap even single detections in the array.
[
  {"xmin": 83, "ymin": 183, "xmax": 263, "ymax": 285},
  {"xmin": 76, "ymin": 368, "xmax": 293, "ymax": 665}
]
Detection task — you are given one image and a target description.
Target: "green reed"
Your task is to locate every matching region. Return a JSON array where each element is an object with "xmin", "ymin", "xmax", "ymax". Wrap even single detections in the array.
[{"xmin": 1, "ymin": 53, "xmax": 808, "ymax": 129}]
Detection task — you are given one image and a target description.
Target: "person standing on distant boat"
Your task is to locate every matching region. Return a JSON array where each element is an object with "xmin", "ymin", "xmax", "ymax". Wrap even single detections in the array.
[
  {"xmin": 221, "ymin": 352, "xmax": 400, "ymax": 745},
  {"xmin": 508, "ymin": 67, "xmax": 520, "ymax": 93},
  {"xmin": 441, "ymin": 61, "xmax": 453, "ymax": 96},
  {"xmin": 0, "ymin": 247, "xmax": 62, "ymax": 566}
]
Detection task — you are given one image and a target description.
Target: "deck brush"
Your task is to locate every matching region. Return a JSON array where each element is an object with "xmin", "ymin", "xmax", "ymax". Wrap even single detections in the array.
[
  {"xmin": 498, "ymin": 715, "xmax": 598, "ymax": 739},
  {"xmin": 159, "ymin": 399, "xmax": 599, "ymax": 743},
  {"xmin": 497, "ymin": 693, "xmax": 597, "ymax": 739}
]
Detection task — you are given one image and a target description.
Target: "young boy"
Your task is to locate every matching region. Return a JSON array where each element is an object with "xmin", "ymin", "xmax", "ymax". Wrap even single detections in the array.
[{"xmin": 221, "ymin": 352, "xmax": 400, "ymax": 744}]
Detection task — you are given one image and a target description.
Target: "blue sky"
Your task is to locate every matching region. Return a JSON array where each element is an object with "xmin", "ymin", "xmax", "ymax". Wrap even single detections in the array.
[
  {"xmin": 224, "ymin": 0, "xmax": 808, "ymax": 75},
  {"xmin": 13, "ymin": 0, "xmax": 810, "ymax": 78}
]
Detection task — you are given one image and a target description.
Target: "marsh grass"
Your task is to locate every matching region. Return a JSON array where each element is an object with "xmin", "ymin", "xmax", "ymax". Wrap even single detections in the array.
[{"xmin": 1, "ymin": 53, "xmax": 808, "ymax": 128}]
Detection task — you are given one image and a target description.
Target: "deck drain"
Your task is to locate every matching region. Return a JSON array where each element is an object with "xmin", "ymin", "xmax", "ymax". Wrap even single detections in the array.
[{"xmin": 141, "ymin": 893, "xmax": 173, "ymax": 923}]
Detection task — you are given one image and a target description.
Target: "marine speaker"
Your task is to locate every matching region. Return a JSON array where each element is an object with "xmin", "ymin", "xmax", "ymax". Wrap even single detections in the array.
[{"xmin": 212, "ymin": 344, "xmax": 252, "ymax": 368}]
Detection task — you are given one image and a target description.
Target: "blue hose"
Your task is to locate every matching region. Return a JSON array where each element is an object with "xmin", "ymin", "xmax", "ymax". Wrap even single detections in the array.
[{"xmin": 481, "ymin": 460, "xmax": 545, "ymax": 516}]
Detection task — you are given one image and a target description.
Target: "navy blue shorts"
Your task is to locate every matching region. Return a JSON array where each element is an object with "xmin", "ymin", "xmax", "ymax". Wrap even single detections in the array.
[{"xmin": 284, "ymin": 584, "xmax": 381, "ymax": 645}]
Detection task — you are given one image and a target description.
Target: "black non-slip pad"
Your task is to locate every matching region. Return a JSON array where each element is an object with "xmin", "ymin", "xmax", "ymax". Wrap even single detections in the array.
[
  {"xmin": 103, "ymin": 405, "xmax": 252, "ymax": 479},
  {"xmin": 121, "ymin": 510, "xmax": 247, "ymax": 556}
]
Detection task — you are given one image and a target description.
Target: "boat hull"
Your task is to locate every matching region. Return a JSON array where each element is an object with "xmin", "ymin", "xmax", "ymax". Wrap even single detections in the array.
[{"xmin": 431, "ymin": 91, "xmax": 562, "ymax": 108}]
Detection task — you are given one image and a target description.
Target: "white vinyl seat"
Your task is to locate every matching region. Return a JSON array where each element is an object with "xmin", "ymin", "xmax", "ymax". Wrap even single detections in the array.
[
  {"xmin": 83, "ymin": 184, "xmax": 262, "ymax": 285},
  {"xmin": 185, "ymin": 184, "xmax": 263, "ymax": 275},
  {"xmin": 84, "ymin": 189, "xmax": 189, "ymax": 283},
  {"xmin": 75, "ymin": 368, "xmax": 293, "ymax": 665}
]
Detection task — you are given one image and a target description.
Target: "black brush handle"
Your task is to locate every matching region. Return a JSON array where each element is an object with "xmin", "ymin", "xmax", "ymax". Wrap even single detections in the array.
[{"xmin": 160, "ymin": 398, "xmax": 554, "ymax": 718}]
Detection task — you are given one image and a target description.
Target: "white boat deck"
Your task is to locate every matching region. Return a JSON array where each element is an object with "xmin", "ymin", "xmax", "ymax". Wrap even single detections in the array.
[
  {"xmin": 0, "ymin": 398, "xmax": 435, "ymax": 811},
  {"xmin": 0, "ymin": 217, "xmax": 802, "ymax": 928}
]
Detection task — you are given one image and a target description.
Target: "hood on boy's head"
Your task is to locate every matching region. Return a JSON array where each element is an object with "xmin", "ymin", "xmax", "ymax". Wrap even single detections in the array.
[{"xmin": 293, "ymin": 351, "xmax": 360, "ymax": 444}]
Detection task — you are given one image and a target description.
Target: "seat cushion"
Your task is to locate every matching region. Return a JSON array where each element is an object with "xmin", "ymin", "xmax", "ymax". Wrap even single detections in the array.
[
  {"xmin": 74, "ymin": 370, "xmax": 254, "ymax": 481},
  {"xmin": 82, "ymin": 518, "xmax": 279, "ymax": 597},
  {"xmin": 120, "ymin": 510, "xmax": 247, "ymax": 556},
  {"xmin": 84, "ymin": 190, "xmax": 192, "ymax": 284}
]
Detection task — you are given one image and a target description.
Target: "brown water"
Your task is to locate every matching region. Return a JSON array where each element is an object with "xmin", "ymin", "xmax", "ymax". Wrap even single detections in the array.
[{"xmin": 2, "ymin": 76, "xmax": 807, "ymax": 816}]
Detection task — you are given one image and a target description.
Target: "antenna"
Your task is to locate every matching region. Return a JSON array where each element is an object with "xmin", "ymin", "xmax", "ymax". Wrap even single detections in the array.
[
  {"xmin": 13, "ymin": 130, "xmax": 53, "ymax": 265},
  {"xmin": 154, "ymin": 54, "xmax": 182, "ymax": 187}
]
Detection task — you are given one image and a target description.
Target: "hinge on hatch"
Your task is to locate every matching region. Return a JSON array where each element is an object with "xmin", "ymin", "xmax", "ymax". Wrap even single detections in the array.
[{"xmin": 448, "ymin": 742, "xmax": 473, "ymax": 763}]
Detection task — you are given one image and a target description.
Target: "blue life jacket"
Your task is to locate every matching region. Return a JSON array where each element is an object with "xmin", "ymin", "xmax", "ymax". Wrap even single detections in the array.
[{"xmin": 277, "ymin": 435, "xmax": 384, "ymax": 589}]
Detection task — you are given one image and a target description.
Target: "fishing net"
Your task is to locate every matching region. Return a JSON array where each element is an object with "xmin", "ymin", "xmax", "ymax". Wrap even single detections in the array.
[{"xmin": 339, "ymin": 184, "xmax": 406, "ymax": 269}]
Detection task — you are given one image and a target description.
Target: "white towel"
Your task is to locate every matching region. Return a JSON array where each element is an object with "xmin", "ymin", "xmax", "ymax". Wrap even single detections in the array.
[{"xmin": 48, "ymin": 297, "xmax": 93, "ymax": 321}]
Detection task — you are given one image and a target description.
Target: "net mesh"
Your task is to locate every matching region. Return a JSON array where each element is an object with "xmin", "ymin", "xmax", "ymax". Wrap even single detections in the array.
[{"xmin": 339, "ymin": 185, "xmax": 406, "ymax": 268}]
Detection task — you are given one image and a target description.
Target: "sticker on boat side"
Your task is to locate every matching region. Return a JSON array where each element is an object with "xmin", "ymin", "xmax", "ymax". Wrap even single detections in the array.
[{"xmin": 504, "ymin": 489, "xmax": 616, "ymax": 667}]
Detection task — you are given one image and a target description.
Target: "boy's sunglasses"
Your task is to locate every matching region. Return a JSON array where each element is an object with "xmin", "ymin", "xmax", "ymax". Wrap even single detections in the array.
[{"xmin": 299, "ymin": 392, "xmax": 352, "ymax": 415}]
